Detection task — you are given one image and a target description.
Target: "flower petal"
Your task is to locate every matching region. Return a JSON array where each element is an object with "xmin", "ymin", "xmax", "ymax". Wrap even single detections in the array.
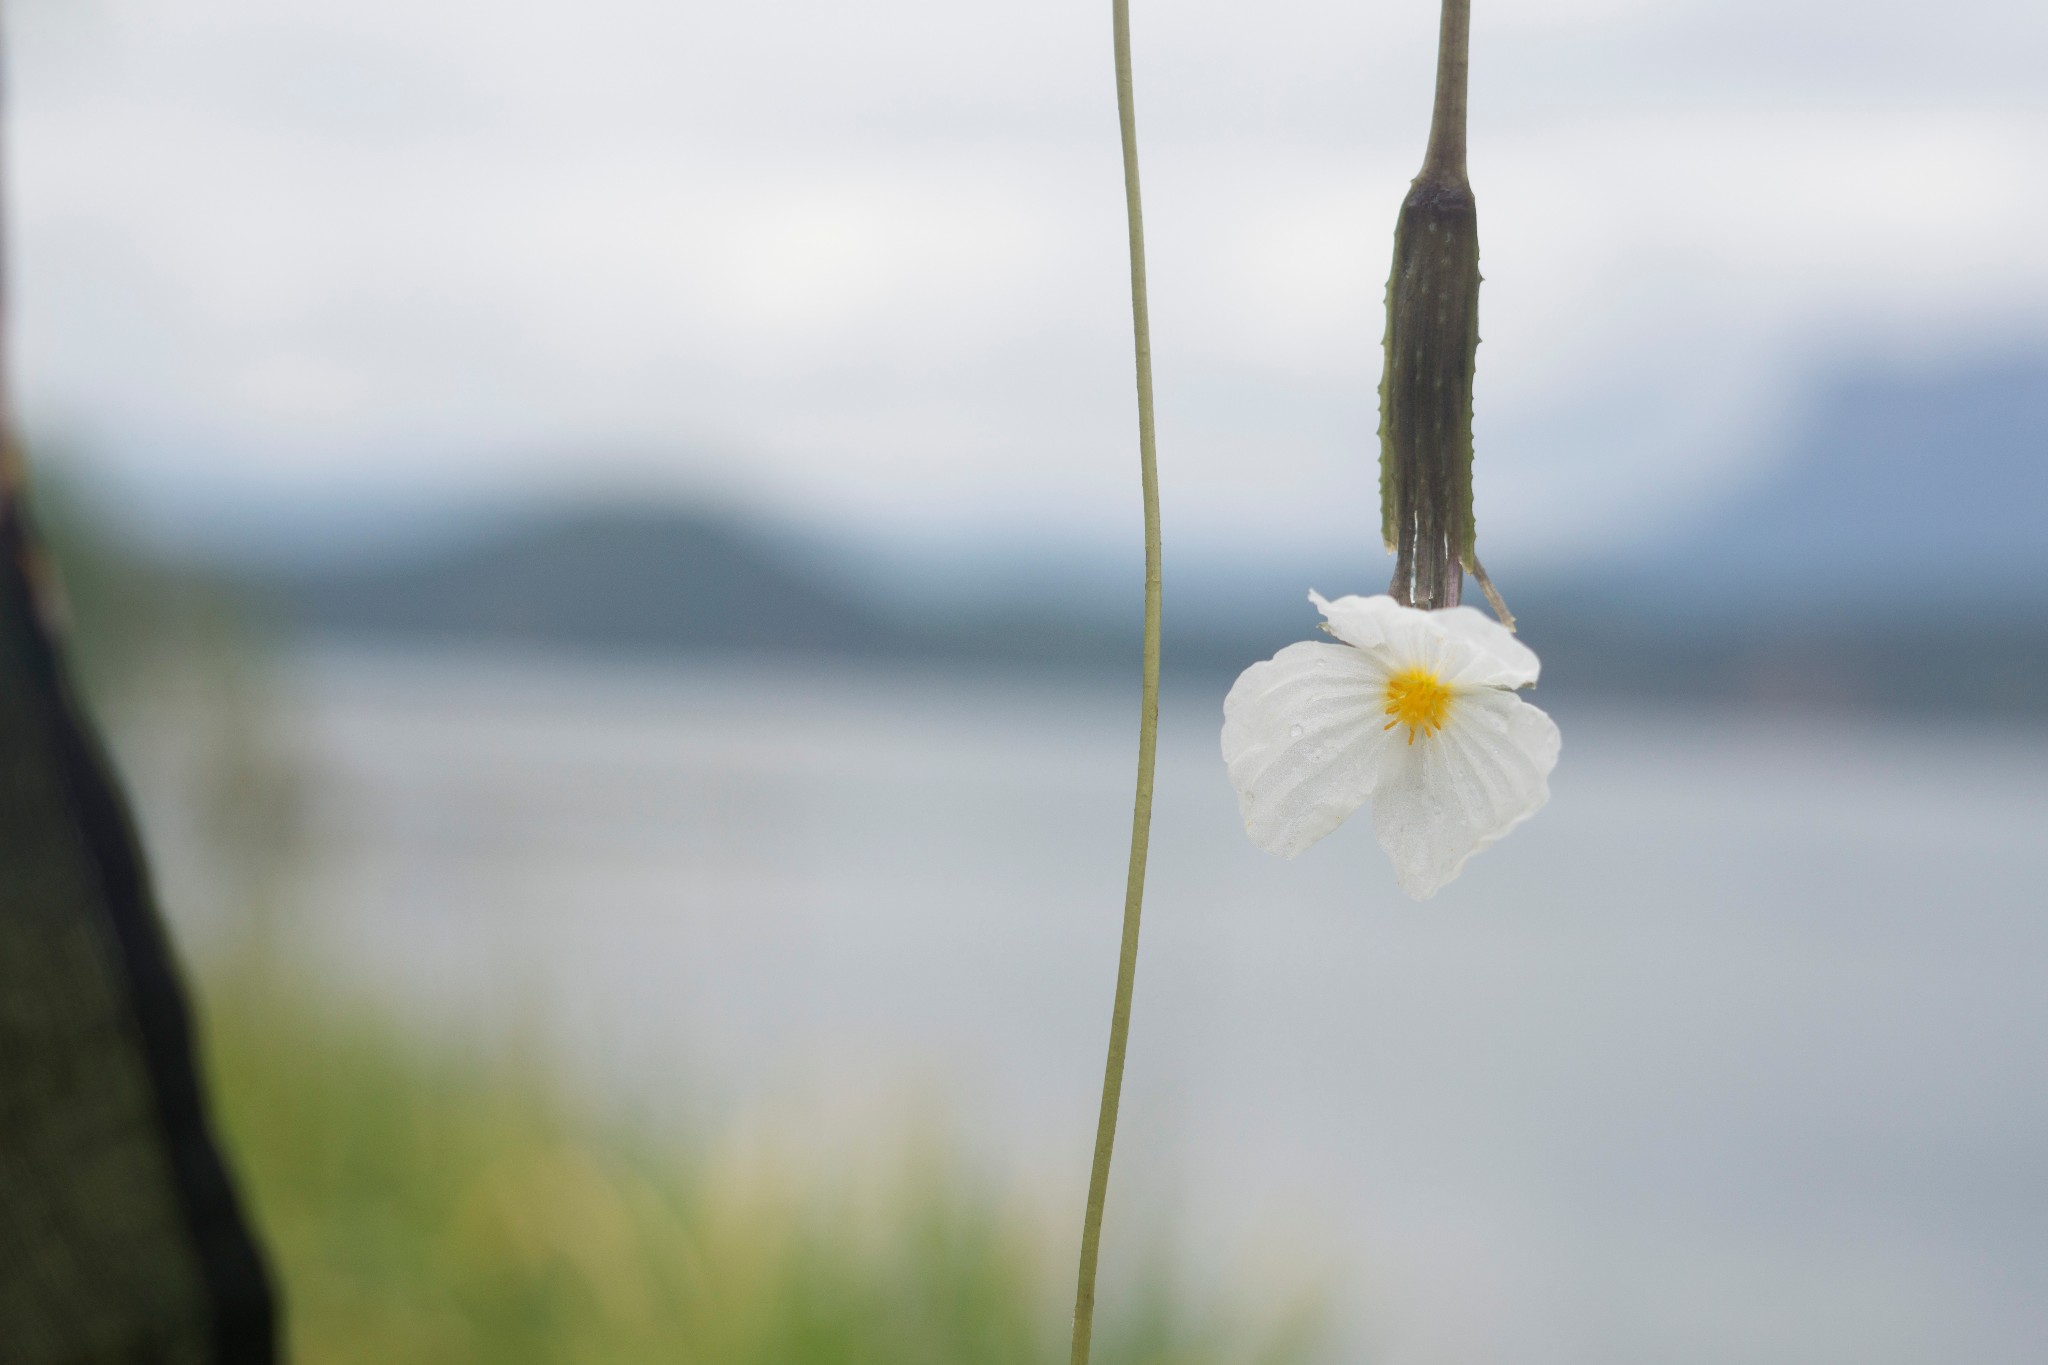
[
  {"xmin": 1309, "ymin": 591, "xmax": 1428, "ymax": 665},
  {"xmin": 1370, "ymin": 689, "xmax": 1560, "ymax": 899},
  {"xmin": 1222, "ymin": 641, "xmax": 1394, "ymax": 858},
  {"xmin": 1432, "ymin": 606, "xmax": 1541, "ymax": 689},
  {"xmin": 1309, "ymin": 592, "xmax": 1534, "ymax": 688}
]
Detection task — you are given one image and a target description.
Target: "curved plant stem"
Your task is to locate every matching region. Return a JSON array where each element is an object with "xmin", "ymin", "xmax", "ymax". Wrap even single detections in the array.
[{"xmin": 1069, "ymin": 2, "xmax": 1161, "ymax": 1362}]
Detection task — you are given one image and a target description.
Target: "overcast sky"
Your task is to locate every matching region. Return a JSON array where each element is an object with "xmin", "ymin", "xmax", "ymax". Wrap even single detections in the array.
[{"xmin": 11, "ymin": 0, "xmax": 2048, "ymax": 567}]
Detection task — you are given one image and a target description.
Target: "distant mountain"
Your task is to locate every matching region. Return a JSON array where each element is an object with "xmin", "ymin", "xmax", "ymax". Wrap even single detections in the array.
[
  {"xmin": 1490, "ymin": 348, "xmax": 2048, "ymax": 710},
  {"xmin": 1597, "ymin": 349, "xmax": 2048, "ymax": 617},
  {"xmin": 247, "ymin": 348, "xmax": 2048, "ymax": 713},
  {"xmin": 280, "ymin": 506, "xmax": 914, "ymax": 657},
  {"xmin": 269, "ymin": 504, "xmax": 1160, "ymax": 671}
]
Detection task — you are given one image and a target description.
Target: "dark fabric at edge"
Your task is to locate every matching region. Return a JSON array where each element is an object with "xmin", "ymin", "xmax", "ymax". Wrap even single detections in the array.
[{"xmin": 1, "ymin": 496, "xmax": 278, "ymax": 1364}]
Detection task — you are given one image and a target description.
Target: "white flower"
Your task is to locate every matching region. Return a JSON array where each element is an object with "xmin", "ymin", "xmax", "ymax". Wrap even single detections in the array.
[{"xmin": 1221, "ymin": 591, "xmax": 1560, "ymax": 899}]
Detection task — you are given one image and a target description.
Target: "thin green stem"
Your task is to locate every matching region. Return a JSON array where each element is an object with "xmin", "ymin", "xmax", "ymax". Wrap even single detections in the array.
[
  {"xmin": 1069, "ymin": 1, "xmax": 1161, "ymax": 1362},
  {"xmin": 1418, "ymin": 0, "xmax": 1472, "ymax": 185}
]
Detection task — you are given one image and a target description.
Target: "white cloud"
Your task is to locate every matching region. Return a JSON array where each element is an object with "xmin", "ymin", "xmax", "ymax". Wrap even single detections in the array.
[{"xmin": 11, "ymin": 0, "xmax": 2048, "ymax": 566}]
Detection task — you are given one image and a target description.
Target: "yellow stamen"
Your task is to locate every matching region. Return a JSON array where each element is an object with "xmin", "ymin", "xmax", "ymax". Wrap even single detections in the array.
[{"xmin": 1382, "ymin": 666, "xmax": 1452, "ymax": 744}]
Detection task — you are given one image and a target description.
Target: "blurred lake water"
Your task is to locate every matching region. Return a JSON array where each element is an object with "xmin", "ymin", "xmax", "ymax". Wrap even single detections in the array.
[{"xmin": 138, "ymin": 650, "xmax": 2048, "ymax": 1365}]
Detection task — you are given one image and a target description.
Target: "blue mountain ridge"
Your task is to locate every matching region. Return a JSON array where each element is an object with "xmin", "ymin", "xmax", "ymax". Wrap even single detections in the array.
[
  {"xmin": 1596, "ymin": 347, "xmax": 2048, "ymax": 617},
  {"xmin": 241, "ymin": 347, "xmax": 2048, "ymax": 714}
]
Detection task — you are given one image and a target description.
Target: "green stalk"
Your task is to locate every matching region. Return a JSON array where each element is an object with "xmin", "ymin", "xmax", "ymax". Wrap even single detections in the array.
[
  {"xmin": 1068, "ymin": 0, "xmax": 1162, "ymax": 1361},
  {"xmin": 1378, "ymin": 0, "xmax": 1480, "ymax": 613}
]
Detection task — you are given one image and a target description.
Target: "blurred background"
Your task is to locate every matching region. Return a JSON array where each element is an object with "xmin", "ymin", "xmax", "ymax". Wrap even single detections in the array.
[{"xmin": 12, "ymin": 0, "xmax": 2048, "ymax": 1361}]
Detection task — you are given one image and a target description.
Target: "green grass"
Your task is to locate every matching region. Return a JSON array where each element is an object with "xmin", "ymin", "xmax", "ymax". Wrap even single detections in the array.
[{"xmin": 201, "ymin": 964, "xmax": 1327, "ymax": 1365}]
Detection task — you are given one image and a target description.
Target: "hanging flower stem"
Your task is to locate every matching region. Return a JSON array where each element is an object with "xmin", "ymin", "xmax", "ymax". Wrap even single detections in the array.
[
  {"xmin": 1068, "ymin": 1, "xmax": 1161, "ymax": 1361},
  {"xmin": 1380, "ymin": 0, "xmax": 1490, "ymax": 615}
]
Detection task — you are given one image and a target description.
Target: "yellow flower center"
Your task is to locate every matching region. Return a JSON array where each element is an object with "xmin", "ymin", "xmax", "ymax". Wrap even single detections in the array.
[{"xmin": 1382, "ymin": 667, "xmax": 1452, "ymax": 743}]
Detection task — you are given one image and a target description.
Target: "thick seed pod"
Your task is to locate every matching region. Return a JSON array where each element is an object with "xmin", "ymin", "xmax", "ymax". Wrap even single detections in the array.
[
  {"xmin": 1378, "ymin": 173, "xmax": 1479, "ymax": 611},
  {"xmin": 1375, "ymin": 0, "xmax": 1508, "ymax": 617}
]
